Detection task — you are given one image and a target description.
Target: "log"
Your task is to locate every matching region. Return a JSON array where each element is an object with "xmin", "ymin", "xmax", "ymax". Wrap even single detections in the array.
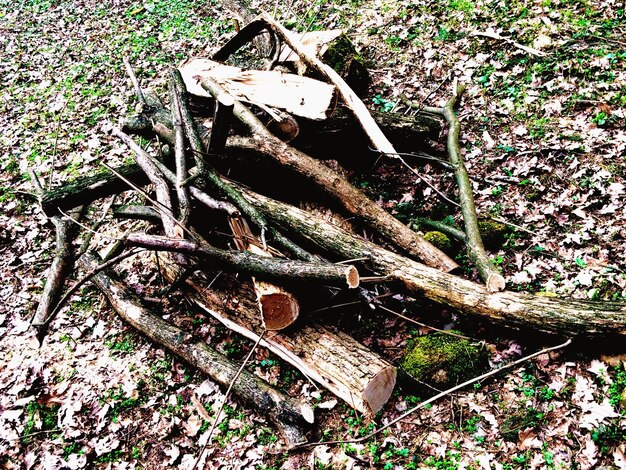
[
  {"xmin": 170, "ymin": 69, "xmax": 206, "ymax": 174},
  {"xmin": 79, "ymin": 251, "xmax": 311, "ymax": 446},
  {"xmin": 125, "ymin": 233, "xmax": 359, "ymax": 288},
  {"xmin": 230, "ymin": 217, "xmax": 300, "ymax": 331},
  {"xmin": 295, "ymin": 107, "xmax": 441, "ymax": 160},
  {"xmin": 31, "ymin": 208, "xmax": 82, "ymax": 334},
  {"xmin": 169, "ymin": 74, "xmax": 191, "ymax": 229},
  {"xmin": 200, "ymin": 78, "xmax": 458, "ymax": 272},
  {"xmin": 112, "ymin": 205, "xmax": 161, "ymax": 223},
  {"xmin": 41, "ymin": 162, "xmax": 148, "ymax": 217},
  {"xmin": 179, "ymin": 58, "xmax": 338, "ymax": 121},
  {"xmin": 159, "ymin": 256, "xmax": 397, "ymax": 414},
  {"xmin": 238, "ymin": 188, "xmax": 626, "ymax": 337},
  {"xmin": 207, "ymin": 90, "xmax": 235, "ymax": 155}
]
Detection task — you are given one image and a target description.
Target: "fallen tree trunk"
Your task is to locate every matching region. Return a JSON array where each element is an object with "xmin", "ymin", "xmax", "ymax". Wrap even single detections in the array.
[
  {"xmin": 79, "ymin": 250, "xmax": 312, "ymax": 447},
  {"xmin": 238, "ymin": 188, "xmax": 626, "ymax": 337},
  {"xmin": 158, "ymin": 256, "xmax": 396, "ymax": 414}
]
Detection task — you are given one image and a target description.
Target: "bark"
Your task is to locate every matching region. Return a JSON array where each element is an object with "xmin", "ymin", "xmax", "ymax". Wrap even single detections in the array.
[
  {"xmin": 170, "ymin": 68, "xmax": 206, "ymax": 174},
  {"xmin": 169, "ymin": 74, "xmax": 191, "ymax": 229},
  {"xmin": 125, "ymin": 233, "xmax": 359, "ymax": 288},
  {"xmin": 207, "ymin": 91, "xmax": 234, "ymax": 155},
  {"xmin": 239, "ymin": 188, "xmax": 626, "ymax": 337},
  {"xmin": 158, "ymin": 255, "xmax": 396, "ymax": 414},
  {"xmin": 79, "ymin": 250, "xmax": 311, "ymax": 446},
  {"xmin": 200, "ymin": 77, "xmax": 458, "ymax": 272},
  {"xmin": 31, "ymin": 209, "xmax": 82, "ymax": 333},
  {"xmin": 112, "ymin": 205, "xmax": 161, "ymax": 223}
]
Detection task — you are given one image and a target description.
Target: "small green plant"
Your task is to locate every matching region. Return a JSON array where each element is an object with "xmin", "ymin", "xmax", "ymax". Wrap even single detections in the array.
[
  {"xmin": 63, "ymin": 441, "xmax": 85, "ymax": 459},
  {"xmin": 22, "ymin": 401, "xmax": 60, "ymax": 442},
  {"xmin": 257, "ymin": 428, "xmax": 278, "ymax": 445},
  {"xmin": 107, "ymin": 334, "xmax": 135, "ymax": 353},
  {"xmin": 372, "ymin": 94, "xmax": 395, "ymax": 113},
  {"xmin": 423, "ymin": 451, "xmax": 460, "ymax": 469},
  {"xmin": 95, "ymin": 450, "xmax": 124, "ymax": 464},
  {"xmin": 608, "ymin": 365, "xmax": 626, "ymax": 406},
  {"xmin": 591, "ymin": 422, "xmax": 626, "ymax": 454},
  {"xmin": 592, "ymin": 111, "xmax": 608, "ymax": 126}
]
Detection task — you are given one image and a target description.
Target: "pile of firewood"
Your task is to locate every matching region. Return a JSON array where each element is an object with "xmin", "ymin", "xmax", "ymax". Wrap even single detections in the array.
[{"xmin": 31, "ymin": 14, "xmax": 626, "ymax": 446}]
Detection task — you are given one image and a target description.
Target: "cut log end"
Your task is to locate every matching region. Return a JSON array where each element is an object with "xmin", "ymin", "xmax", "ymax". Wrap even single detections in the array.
[
  {"xmin": 345, "ymin": 265, "xmax": 359, "ymax": 289},
  {"xmin": 363, "ymin": 365, "xmax": 397, "ymax": 415},
  {"xmin": 487, "ymin": 273, "xmax": 506, "ymax": 293},
  {"xmin": 260, "ymin": 291, "xmax": 300, "ymax": 331}
]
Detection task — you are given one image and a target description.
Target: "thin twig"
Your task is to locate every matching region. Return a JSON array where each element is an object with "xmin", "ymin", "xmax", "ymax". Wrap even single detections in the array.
[
  {"xmin": 48, "ymin": 99, "xmax": 70, "ymax": 188},
  {"xmin": 377, "ymin": 305, "xmax": 474, "ymax": 340},
  {"xmin": 193, "ymin": 330, "xmax": 267, "ymax": 470},
  {"xmin": 294, "ymin": 338, "xmax": 572, "ymax": 449},
  {"xmin": 123, "ymin": 56, "xmax": 147, "ymax": 106}
]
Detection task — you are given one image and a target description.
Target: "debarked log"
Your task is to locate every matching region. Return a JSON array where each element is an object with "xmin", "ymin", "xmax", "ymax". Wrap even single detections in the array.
[
  {"xmin": 158, "ymin": 255, "xmax": 397, "ymax": 414},
  {"xmin": 238, "ymin": 188, "xmax": 626, "ymax": 337},
  {"xmin": 79, "ymin": 250, "xmax": 312, "ymax": 446}
]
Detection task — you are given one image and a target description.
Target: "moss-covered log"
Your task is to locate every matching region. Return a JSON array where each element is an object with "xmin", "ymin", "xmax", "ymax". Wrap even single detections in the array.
[
  {"xmin": 400, "ymin": 332, "xmax": 489, "ymax": 389},
  {"xmin": 41, "ymin": 163, "xmax": 148, "ymax": 217}
]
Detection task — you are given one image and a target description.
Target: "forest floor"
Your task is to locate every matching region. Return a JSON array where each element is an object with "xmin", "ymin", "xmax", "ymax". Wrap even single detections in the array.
[{"xmin": 1, "ymin": 0, "xmax": 626, "ymax": 468}]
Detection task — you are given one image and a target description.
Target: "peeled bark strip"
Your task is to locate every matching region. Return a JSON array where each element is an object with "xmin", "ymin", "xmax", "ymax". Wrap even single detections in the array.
[
  {"xmin": 125, "ymin": 233, "xmax": 359, "ymax": 288},
  {"xmin": 230, "ymin": 217, "xmax": 300, "ymax": 331},
  {"xmin": 179, "ymin": 58, "xmax": 337, "ymax": 121},
  {"xmin": 79, "ymin": 251, "xmax": 310, "ymax": 446},
  {"xmin": 239, "ymin": 188, "xmax": 626, "ymax": 337},
  {"xmin": 159, "ymin": 256, "xmax": 396, "ymax": 414},
  {"xmin": 199, "ymin": 78, "xmax": 458, "ymax": 272}
]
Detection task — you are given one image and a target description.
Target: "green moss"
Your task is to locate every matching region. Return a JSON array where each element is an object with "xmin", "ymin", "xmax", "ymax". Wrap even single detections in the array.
[
  {"xmin": 322, "ymin": 35, "xmax": 371, "ymax": 97},
  {"xmin": 400, "ymin": 332, "xmax": 488, "ymax": 389},
  {"xmin": 423, "ymin": 231, "xmax": 452, "ymax": 253},
  {"xmin": 478, "ymin": 219, "xmax": 509, "ymax": 249}
]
